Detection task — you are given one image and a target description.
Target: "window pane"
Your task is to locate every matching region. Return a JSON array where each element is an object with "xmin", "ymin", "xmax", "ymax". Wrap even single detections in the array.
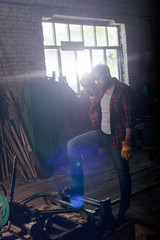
[
  {"xmin": 106, "ymin": 49, "xmax": 119, "ymax": 78},
  {"xmin": 96, "ymin": 26, "xmax": 107, "ymax": 46},
  {"xmin": 92, "ymin": 49, "xmax": 104, "ymax": 66},
  {"xmin": 61, "ymin": 51, "xmax": 77, "ymax": 91},
  {"xmin": 70, "ymin": 24, "xmax": 82, "ymax": 41},
  {"xmin": 77, "ymin": 50, "xmax": 91, "ymax": 78},
  {"xmin": 107, "ymin": 27, "xmax": 119, "ymax": 46},
  {"xmin": 55, "ymin": 23, "xmax": 69, "ymax": 46},
  {"xmin": 83, "ymin": 26, "xmax": 95, "ymax": 46},
  {"xmin": 44, "ymin": 49, "xmax": 59, "ymax": 78},
  {"xmin": 42, "ymin": 22, "xmax": 54, "ymax": 45}
]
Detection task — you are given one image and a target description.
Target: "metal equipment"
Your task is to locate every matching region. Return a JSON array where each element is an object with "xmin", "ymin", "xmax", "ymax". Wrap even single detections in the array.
[
  {"xmin": 135, "ymin": 116, "xmax": 160, "ymax": 160},
  {"xmin": 0, "ymin": 156, "xmax": 118, "ymax": 240}
]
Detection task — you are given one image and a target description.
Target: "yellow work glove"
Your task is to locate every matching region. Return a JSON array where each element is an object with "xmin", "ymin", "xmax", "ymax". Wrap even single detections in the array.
[{"xmin": 121, "ymin": 140, "xmax": 133, "ymax": 161}]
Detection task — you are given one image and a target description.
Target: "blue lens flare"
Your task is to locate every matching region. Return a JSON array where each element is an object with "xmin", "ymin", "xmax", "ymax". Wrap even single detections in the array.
[
  {"xmin": 70, "ymin": 194, "xmax": 84, "ymax": 209},
  {"xmin": 46, "ymin": 143, "xmax": 110, "ymax": 195},
  {"xmin": 76, "ymin": 161, "xmax": 81, "ymax": 167}
]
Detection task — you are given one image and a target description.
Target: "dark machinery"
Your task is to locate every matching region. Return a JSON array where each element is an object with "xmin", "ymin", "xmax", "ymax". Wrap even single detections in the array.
[
  {"xmin": 0, "ymin": 156, "xmax": 119, "ymax": 240},
  {"xmin": 135, "ymin": 116, "xmax": 160, "ymax": 161}
]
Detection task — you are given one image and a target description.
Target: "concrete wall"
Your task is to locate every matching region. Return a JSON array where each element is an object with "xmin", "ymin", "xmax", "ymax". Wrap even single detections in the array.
[{"xmin": 0, "ymin": 0, "xmax": 159, "ymax": 90}]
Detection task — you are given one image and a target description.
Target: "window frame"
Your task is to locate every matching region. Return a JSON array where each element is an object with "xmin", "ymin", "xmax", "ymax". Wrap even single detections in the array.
[{"xmin": 42, "ymin": 19, "xmax": 123, "ymax": 93}]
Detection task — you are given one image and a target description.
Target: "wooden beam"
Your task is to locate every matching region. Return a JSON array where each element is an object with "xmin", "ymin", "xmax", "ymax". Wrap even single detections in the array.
[{"xmin": 0, "ymin": 119, "xmax": 9, "ymax": 179}]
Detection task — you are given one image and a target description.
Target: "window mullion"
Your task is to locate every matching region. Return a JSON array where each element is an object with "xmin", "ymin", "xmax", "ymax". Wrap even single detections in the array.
[
  {"xmin": 106, "ymin": 26, "xmax": 109, "ymax": 46},
  {"xmin": 57, "ymin": 48, "xmax": 62, "ymax": 78},
  {"xmin": 117, "ymin": 48, "xmax": 122, "ymax": 81},
  {"xmin": 104, "ymin": 49, "xmax": 107, "ymax": 65},
  {"xmin": 89, "ymin": 49, "xmax": 93, "ymax": 69},
  {"xmin": 53, "ymin": 23, "xmax": 57, "ymax": 45},
  {"xmin": 74, "ymin": 51, "xmax": 80, "ymax": 92},
  {"xmin": 68, "ymin": 24, "xmax": 71, "ymax": 41},
  {"xmin": 94, "ymin": 26, "xmax": 97, "ymax": 46},
  {"xmin": 81, "ymin": 25, "xmax": 84, "ymax": 42}
]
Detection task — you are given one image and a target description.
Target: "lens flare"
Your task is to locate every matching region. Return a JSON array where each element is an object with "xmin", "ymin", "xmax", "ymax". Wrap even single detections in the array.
[
  {"xmin": 70, "ymin": 194, "xmax": 84, "ymax": 209},
  {"xmin": 76, "ymin": 161, "xmax": 81, "ymax": 167}
]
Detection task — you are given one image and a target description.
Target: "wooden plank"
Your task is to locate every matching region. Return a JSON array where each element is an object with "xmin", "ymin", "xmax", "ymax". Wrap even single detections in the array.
[
  {"xmin": 0, "ymin": 151, "xmax": 5, "ymax": 181},
  {"xmin": 0, "ymin": 119, "xmax": 9, "ymax": 179},
  {"xmin": 5, "ymin": 140, "xmax": 28, "ymax": 180},
  {"xmin": 9, "ymin": 122, "xmax": 36, "ymax": 178},
  {"xmin": 18, "ymin": 125, "xmax": 37, "ymax": 177},
  {"xmin": 4, "ymin": 120, "xmax": 30, "ymax": 179},
  {"xmin": 19, "ymin": 121, "xmax": 44, "ymax": 178},
  {"xmin": 3, "ymin": 149, "xmax": 160, "ymax": 211}
]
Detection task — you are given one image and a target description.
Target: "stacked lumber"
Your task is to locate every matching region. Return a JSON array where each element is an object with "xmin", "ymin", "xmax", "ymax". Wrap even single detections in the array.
[{"xmin": 0, "ymin": 89, "xmax": 44, "ymax": 182}]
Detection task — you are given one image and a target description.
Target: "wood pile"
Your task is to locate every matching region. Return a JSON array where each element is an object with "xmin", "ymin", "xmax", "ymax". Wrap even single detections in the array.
[{"xmin": 0, "ymin": 89, "xmax": 44, "ymax": 182}]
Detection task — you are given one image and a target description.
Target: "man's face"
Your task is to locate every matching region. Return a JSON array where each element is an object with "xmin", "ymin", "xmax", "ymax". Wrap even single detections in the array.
[
  {"xmin": 92, "ymin": 71, "xmax": 110, "ymax": 89},
  {"xmin": 93, "ymin": 72, "xmax": 103, "ymax": 83}
]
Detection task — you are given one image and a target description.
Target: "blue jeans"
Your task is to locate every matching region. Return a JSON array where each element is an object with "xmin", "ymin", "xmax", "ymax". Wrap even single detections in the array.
[{"xmin": 68, "ymin": 129, "xmax": 131, "ymax": 212}]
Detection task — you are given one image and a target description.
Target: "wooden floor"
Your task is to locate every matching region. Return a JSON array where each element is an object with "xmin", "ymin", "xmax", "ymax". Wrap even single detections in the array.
[
  {"xmin": 8, "ymin": 148, "xmax": 160, "ymax": 210},
  {"xmin": 3, "ymin": 148, "xmax": 160, "ymax": 239}
]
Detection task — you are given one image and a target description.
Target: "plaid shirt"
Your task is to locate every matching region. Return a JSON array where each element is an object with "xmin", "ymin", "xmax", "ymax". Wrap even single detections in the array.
[{"xmin": 89, "ymin": 78, "xmax": 136, "ymax": 149}]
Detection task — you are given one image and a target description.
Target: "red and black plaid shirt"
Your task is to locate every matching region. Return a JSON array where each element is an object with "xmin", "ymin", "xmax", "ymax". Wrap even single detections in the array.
[{"xmin": 89, "ymin": 78, "xmax": 136, "ymax": 149}]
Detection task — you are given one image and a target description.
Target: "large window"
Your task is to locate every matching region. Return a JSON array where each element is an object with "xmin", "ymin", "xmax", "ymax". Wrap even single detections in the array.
[{"xmin": 42, "ymin": 21, "xmax": 122, "ymax": 92}]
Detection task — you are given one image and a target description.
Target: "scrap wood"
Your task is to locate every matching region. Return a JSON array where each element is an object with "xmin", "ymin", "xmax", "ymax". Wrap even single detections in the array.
[
  {"xmin": 19, "ymin": 121, "xmax": 45, "ymax": 178},
  {"xmin": 7, "ymin": 89, "xmax": 44, "ymax": 179},
  {"xmin": 0, "ymin": 119, "xmax": 9, "ymax": 179},
  {"xmin": 0, "ymin": 151, "xmax": 5, "ymax": 182},
  {"xmin": 5, "ymin": 138, "xmax": 28, "ymax": 180},
  {"xmin": 0, "ymin": 61, "xmax": 42, "ymax": 180},
  {"xmin": 19, "ymin": 121, "xmax": 32, "ymax": 153},
  {"xmin": 4, "ymin": 120, "xmax": 31, "ymax": 180},
  {"xmin": 18, "ymin": 125, "xmax": 37, "ymax": 176},
  {"xmin": 9, "ymin": 122, "xmax": 36, "ymax": 178},
  {"xmin": 0, "ymin": 88, "xmax": 44, "ymax": 181}
]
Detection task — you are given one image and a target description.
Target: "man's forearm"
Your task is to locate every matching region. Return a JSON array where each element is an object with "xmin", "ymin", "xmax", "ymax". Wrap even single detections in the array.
[{"xmin": 125, "ymin": 128, "xmax": 132, "ymax": 141}]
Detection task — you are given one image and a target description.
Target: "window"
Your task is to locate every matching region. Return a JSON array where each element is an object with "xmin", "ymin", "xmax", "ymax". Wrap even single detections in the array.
[{"xmin": 42, "ymin": 21, "xmax": 122, "ymax": 92}]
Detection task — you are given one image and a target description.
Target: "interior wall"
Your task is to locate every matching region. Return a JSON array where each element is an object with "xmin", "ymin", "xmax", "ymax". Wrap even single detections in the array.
[
  {"xmin": 0, "ymin": 3, "xmax": 45, "ymax": 85},
  {"xmin": 0, "ymin": 0, "xmax": 158, "ymax": 91}
]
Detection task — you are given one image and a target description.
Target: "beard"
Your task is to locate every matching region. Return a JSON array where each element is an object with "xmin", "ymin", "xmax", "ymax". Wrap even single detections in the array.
[{"xmin": 100, "ymin": 76, "xmax": 113, "ymax": 90}]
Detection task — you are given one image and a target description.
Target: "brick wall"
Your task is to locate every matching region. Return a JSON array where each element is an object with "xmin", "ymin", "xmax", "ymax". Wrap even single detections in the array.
[
  {"xmin": 0, "ymin": 3, "xmax": 45, "ymax": 84},
  {"xmin": 126, "ymin": 17, "xmax": 156, "ymax": 89},
  {"xmin": 0, "ymin": 0, "xmax": 159, "ymax": 90}
]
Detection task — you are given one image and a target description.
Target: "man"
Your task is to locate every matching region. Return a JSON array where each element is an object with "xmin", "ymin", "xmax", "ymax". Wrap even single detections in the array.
[{"xmin": 62, "ymin": 64, "xmax": 136, "ymax": 225}]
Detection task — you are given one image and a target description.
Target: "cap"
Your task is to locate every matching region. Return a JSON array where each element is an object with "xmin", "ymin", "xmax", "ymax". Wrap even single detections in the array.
[{"xmin": 91, "ymin": 64, "xmax": 110, "ymax": 75}]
